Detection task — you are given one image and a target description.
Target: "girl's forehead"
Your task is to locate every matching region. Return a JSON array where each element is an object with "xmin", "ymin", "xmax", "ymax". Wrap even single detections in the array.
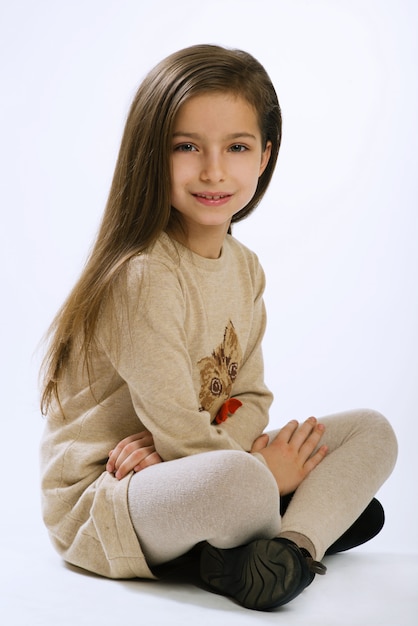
[
  {"xmin": 177, "ymin": 91, "xmax": 255, "ymax": 114},
  {"xmin": 173, "ymin": 92, "xmax": 260, "ymax": 134}
]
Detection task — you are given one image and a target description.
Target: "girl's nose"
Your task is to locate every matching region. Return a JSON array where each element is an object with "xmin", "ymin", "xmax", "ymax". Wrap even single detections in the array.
[{"xmin": 200, "ymin": 153, "xmax": 225, "ymax": 182}]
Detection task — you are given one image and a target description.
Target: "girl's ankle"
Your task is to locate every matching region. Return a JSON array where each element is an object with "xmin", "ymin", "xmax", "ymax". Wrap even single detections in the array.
[{"xmin": 278, "ymin": 531, "xmax": 316, "ymax": 559}]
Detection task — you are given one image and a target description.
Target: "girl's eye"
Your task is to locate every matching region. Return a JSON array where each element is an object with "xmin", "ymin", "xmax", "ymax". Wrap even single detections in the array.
[
  {"xmin": 229, "ymin": 144, "xmax": 247, "ymax": 153},
  {"xmin": 174, "ymin": 143, "xmax": 197, "ymax": 152}
]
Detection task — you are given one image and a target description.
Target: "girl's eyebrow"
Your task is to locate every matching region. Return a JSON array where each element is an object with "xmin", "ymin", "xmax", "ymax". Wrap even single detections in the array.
[{"xmin": 172, "ymin": 131, "xmax": 257, "ymax": 141}]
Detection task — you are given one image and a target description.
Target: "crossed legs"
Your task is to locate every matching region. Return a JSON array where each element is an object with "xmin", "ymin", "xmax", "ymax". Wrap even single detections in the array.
[{"xmin": 127, "ymin": 409, "xmax": 397, "ymax": 567}]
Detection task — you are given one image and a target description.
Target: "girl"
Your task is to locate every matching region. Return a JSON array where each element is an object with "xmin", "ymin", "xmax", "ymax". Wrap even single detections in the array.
[{"xmin": 40, "ymin": 44, "xmax": 397, "ymax": 611}]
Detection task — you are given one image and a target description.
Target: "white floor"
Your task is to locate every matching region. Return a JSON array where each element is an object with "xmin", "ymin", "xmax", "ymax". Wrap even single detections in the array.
[{"xmin": 3, "ymin": 517, "xmax": 417, "ymax": 626}]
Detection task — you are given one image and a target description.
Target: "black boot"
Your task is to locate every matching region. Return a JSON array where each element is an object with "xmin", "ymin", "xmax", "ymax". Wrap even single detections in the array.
[
  {"xmin": 200, "ymin": 537, "xmax": 326, "ymax": 611},
  {"xmin": 326, "ymin": 498, "xmax": 385, "ymax": 555},
  {"xmin": 279, "ymin": 496, "xmax": 386, "ymax": 556}
]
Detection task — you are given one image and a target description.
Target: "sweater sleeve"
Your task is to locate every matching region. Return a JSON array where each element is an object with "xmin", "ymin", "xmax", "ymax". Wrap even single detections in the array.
[
  {"xmin": 98, "ymin": 257, "xmax": 257, "ymax": 461},
  {"xmin": 217, "ymin": 260, "xmax": 273, "ymax": 451}
]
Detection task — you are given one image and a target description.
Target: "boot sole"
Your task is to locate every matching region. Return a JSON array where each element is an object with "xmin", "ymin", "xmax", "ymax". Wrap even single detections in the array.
[{"xmin": 200, "ymin": 538, "xmax": 311, "ymax": 611}]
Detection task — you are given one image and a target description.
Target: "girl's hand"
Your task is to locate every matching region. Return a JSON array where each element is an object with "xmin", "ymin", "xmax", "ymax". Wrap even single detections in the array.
[
  {"xmin": 106, "ymin": 430, "xmax": 163, "ymax": 480},
  {"xmin": 251, "ymin": 433, "xmax": 270, "ymax": 453},
  {"xmin": 253, "ymin": 417, "xmax": 328, "ymax": 495}
]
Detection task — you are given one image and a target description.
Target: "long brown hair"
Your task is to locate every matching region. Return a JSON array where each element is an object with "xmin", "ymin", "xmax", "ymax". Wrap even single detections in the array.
[{"xmin": 40, "ymin": 44, "xmax": 282, "ymax": 414}]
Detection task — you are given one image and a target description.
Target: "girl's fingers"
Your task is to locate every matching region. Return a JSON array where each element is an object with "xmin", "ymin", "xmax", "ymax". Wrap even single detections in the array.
[
  {"xmin": 298, "ymin": 422, "xmax": 326, "ymax": 460},
  {"xmin": 251, "ymin": 433, "xmax": 269, "ymax": 453},
  {"xmin": 302, "ymin": 444, "xmax": 328, "ymax": 475},
  {"xmin": 275, "ymin": 420, "xmax": 300, "ymax": 442},
  {"xmin": 288, "ymin": 417, "xmax": 318, "ymax": 449},
  {"xmin": 106, "ymin": 431, "xmax": 155, "ymax": 473},
  {"xmin": 282, "ymin": 417, "xmax": 326, "ymax": 458},
  {"xmin": 108, "ymin": 443, "xmax": 132, "ymax": 471},
  {"xmin": 133, "ymin": 451, "xmax": 163, "ymax": 473},
  {"xmin": 115, "ymin": 445, "xmax": 156, "ymax": 479},
  {"xmin": 106, "ymin": 450, "xmax": 115, "ymax": 472}
]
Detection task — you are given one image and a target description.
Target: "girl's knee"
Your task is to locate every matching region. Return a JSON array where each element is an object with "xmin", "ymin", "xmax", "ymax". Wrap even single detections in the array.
[
  {"xmin": 339, "ymin": 408, "xmax": 398, "ymax": 473},
  {"xmin": 206, "ymin": 451, "xmax": 280, "ymax": 546},
  {"xmin": 212, "ymin": 450, "xmax": 275, "ymax": 486},
  {"xmin": 211, "ymin": 450, "xmax": 279, "ymax": 509},
  {"xmin": 322, "ymin": 408, "xmax": 398, "ymax": 470},
  {"xmin": 361, "ymin": 408, "xmax": 398, "ymax": 464}
]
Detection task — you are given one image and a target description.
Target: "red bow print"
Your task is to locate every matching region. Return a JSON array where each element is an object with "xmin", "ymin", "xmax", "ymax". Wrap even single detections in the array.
[{"xmin": 215, "ymin": 398, "xmax": 243, "ymax": 424}]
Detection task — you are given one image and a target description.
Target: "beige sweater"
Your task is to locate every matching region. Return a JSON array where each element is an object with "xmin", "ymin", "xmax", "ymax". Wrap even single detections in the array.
[{"xmin": 40, "ymin": 233, "xmax": 273, "ymax": 578}]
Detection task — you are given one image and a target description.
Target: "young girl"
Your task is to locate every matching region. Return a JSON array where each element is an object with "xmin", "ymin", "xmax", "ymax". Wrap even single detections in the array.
[{"xmin": 40, "ymin": 44, "xmax": 397, "ymax": 611}]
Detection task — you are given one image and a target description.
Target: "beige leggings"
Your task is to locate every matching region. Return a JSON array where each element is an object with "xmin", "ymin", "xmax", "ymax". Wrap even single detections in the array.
[{"xmin": 127, "ymin": 409, "xmax": 397, "ymax": 565}]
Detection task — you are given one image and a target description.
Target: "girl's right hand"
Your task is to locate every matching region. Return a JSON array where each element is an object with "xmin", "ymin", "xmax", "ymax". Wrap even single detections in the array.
[
  {"xmin": 252, "ymin": 417, "xmax": 328, "ymax": 495},
  {"xmin": 106, "ymin": 430, "xmax": 163, "ymax": 480}
]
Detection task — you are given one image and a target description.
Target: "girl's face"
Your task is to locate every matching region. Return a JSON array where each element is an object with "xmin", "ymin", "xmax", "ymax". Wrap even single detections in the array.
[{"xmin": 170, "ymin": 92, "xmax": 271, "ymax": 257}]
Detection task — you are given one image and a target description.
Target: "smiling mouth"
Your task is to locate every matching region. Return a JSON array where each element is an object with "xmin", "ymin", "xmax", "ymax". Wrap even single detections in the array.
[{"xmin": 194, "ymin": 193, "xmax": 231, "ymax": 200}]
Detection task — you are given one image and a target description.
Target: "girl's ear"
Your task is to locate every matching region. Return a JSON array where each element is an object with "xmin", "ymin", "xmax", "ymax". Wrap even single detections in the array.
[{"xmin": 259, "ymin": 140, "xmax": 272, "ymax": 177}]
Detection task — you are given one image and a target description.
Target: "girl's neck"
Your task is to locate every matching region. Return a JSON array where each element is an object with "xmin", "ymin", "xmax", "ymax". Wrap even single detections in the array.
[{"xmin": 166, "ymin": 223, "xmax": 229, "ymax": 259}]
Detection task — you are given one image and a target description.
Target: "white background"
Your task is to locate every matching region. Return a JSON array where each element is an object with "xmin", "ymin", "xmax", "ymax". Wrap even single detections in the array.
[{"xmin": 1, "ymin": 0, "xmax": 417, "ymax": 567}]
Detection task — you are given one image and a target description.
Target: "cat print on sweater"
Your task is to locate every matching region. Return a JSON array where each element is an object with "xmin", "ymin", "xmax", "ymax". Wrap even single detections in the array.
[{"xmin": 198, "ymin": 320, "xmax": 243, "ymax": 422}]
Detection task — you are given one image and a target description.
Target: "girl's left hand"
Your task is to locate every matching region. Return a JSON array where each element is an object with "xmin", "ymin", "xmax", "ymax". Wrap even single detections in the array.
[
  {"xmin": 251, "ymin": 433, "xmax": 270, "ymax": 453},
  {"xmin": 106, "ymin": 430, "xmax": 163, "ymax": 480}
]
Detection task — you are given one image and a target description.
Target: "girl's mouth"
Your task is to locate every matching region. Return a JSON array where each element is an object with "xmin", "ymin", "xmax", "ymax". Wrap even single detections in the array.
[
  {"xmin": 195, "ymin": 193, "xmax": 229, "ymax": 200},
  {"xmin": 193, "ymin": 192, "xmax": 232, "ymax": 206}
]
